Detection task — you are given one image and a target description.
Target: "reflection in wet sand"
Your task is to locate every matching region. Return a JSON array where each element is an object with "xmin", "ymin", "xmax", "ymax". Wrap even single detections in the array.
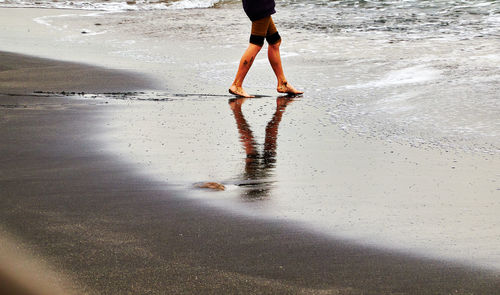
[{"xmin": 229, "ymin": 97, "xmax": 294, "ymax": 200}]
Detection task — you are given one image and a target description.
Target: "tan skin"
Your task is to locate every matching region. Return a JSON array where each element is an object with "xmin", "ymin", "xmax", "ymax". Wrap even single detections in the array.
[{"xmin": 229, "ymin": 40, "xmax": 303, "ymax": 98}]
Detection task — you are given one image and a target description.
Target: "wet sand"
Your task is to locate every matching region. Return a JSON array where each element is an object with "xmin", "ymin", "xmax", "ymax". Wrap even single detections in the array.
[{"xmin": 1, "ymin": 52, "xmax": 500, "ymax": 294}]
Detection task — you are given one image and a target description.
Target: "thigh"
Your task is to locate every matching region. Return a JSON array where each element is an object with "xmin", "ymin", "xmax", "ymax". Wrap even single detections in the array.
[
  {"xmin": 266, "ymin": 17, "xmax": 278, "ymax": 36},
  {"xmin": 251, "ymin": 16, "xmax": 272, "ymax": 37}
]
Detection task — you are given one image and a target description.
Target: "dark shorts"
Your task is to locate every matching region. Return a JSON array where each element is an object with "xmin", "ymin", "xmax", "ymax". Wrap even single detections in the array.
[{"xmin": 249, "ymin": 16, "xmax": 281, "ymax": 46}]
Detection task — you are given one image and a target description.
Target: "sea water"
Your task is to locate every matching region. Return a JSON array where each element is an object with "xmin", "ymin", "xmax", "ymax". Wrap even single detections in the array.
[
  {"xmin": 1, "ymin": 0, "xmax": 499, "ymax": 270},
  {"xmin": 3, "ymin": 0, "xmax": 497, "ymax": 152}
]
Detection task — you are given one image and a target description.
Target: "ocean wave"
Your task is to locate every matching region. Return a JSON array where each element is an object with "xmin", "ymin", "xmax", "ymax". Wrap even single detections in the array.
[
  {"xmin": 0, "ymin": 0, "xmax": 224, "ymax": 11},
  {"xmin": 167, "ymin": 0, "xmax": 222, "ymax": 9}
]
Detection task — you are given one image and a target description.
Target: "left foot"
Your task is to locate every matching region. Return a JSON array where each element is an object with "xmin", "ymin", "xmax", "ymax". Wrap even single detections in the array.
[
  {"xmin": 277, "ymin": 81, "xmax": 303, "ymax": 95},
  {"xmin": 229, "ymin": 84, "xmax": 254, "ymax": 98}
]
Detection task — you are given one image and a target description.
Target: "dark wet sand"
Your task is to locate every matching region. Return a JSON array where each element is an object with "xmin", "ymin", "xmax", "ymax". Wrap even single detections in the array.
[{"xmin": 1, "ymin": 51, "xmax": 499, "ymax": 294}]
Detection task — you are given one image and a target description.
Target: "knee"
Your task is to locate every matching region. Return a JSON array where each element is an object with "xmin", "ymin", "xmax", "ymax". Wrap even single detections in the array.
[
  {"xmin": 266, "ymin": 31, "xmax": 281, "ymax": 47},
  {"xmin": 249, "ymin": 35, "xmax": 265, "ymax": 48},
  {"xmin": 269, "ymin": 39, "xmax": 281, "ymax": 49},
  {"xmin": 248, "ymin": 43, "xmax": 264, "ymax": 54}
]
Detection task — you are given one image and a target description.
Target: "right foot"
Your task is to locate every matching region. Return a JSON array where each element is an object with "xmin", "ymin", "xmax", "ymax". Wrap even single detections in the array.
[
  {"xmin": 229, "ymin": 85, "xmax": 254, "ymax": 98},
  {"xmin": 277, "ymin": 81, "xmax": 304, "ymax": 95}
]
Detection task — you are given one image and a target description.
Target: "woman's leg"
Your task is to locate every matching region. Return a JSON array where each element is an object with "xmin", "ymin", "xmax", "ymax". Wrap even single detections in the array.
[
  {"xmin": 229, "ymin": 43, "xmax": 262, "ymax": 98},
  {"xmin": 229, "ymin": 17, "xmax": 271, "ymax": 97},
  {"xmin": 230, "ymin": 16, "xmax": 303, "ymax": 97},
  {"xmin": 267, "ymin": 40, "xmax": 286, "ymax": 87},
  {"xmin": 266, "ymin": 19, "xmax": 303, "ymax": 95}
]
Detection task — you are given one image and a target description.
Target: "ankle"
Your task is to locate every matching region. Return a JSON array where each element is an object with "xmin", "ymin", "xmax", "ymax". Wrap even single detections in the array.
[{"xmin": 277, "ymin": 81, "xmax": 289, "ymax": 88}]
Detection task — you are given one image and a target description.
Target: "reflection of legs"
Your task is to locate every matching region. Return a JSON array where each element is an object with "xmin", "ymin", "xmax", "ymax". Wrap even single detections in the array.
[
  {"xmin": 229, "ymin": 98, "xmax": 258, "ymax": 159},
  {"xmin": 229, "ymin": 44, "xmax": 262, "ymax": 98},
  {"xmin": 264, "ymin": 97, "xmax": 294, "ymax": 167},
  {"xmin": 229, "ymin": 98, "xmax": 271, "ymax": 198},
  {"xmin": 268, "ymin": 40, "xmax": 303, "ymax": 95},
  {"xmin": 229, "ymin": 98, "xmax": 261, "ymax": 179}
]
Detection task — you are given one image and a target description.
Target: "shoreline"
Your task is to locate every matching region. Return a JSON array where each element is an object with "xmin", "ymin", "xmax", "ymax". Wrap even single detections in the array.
[
  {"xmin": 1, "ymin": 51, "xmax": 500, "ymax": 293},
  {"xmin": 0, "ymin": 51, "xmax": 157, "ymax": 95},
  {"xmin": 1, "ymin": 5, "xmax": 500, "ymax": 293}
]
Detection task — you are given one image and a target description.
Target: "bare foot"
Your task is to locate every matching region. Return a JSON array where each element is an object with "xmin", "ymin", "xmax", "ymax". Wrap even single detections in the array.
[
  {"xmin": 229, "ymin": 84, "xmax": 254, "ymax": 98},
  {"xmin": 277, "ymin": 81, "xmax": 304, "ymax": 95}
]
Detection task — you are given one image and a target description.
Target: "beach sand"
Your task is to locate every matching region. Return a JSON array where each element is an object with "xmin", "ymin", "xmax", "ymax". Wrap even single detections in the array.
[
  {"xmin": 1, "ymin": 50, "xmax": 500, "ymax": 294},
  {"xmin": 1, "ymin": 5, "xmax": 500, "ymax": 294}
]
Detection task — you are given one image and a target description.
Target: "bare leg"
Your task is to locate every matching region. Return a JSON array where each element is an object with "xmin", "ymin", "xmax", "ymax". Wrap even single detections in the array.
[
  {"xmin": 229, "ymin": 43, "xmax": 262, "ymax": 98},
  {"xmin": 268, "ymin": 40, "xmax": 303, "ymax": 95}
]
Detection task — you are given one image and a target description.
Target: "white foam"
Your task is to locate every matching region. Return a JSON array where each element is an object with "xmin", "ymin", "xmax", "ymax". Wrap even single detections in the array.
[
  {"xmin": 345, "ymin": 65, "xmax": 442, "ymax": 89},
  {"xmin": 1, "ymin": 0, "xmax": 223, "ymax": 11},
  {"xmin": 167, "ymin": 0, "xmax": 221, "ymax": 10},
  {"xmin": 33, "ymin": 13, "xmax": 79, "ymax": 30}
]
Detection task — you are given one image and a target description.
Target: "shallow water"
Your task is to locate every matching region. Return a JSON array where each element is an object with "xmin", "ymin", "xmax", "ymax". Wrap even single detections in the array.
[
  {"xmin": 1, "ymin": 0, "xmax": 499, "ymax": 271},
  {"xmin": 11, "ymin": 0, "xmax": 497, "ymax": 153},
  {"xmin": 96, "ymin": 93, "xmax": 500, "ymax": 271}
]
